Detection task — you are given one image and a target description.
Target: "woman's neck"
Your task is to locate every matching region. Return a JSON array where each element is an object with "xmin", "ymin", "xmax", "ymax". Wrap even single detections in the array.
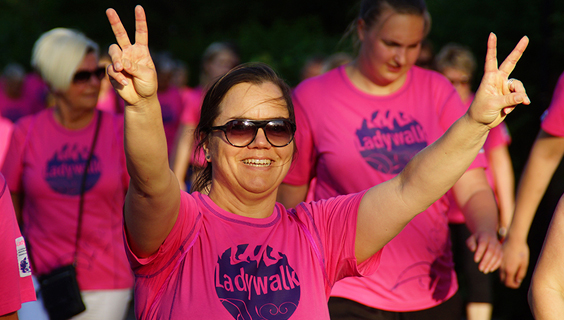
[
  {"xmin": 346, "ymin": 61, "xmax": 407, "ymax": 96},
  {"xmin": 53, "ymin": 104, "xmax": 96, "ymax": 130},
  {"xmin": 208, "ymin": 184, "xmax": 278, "ymax": 219}
]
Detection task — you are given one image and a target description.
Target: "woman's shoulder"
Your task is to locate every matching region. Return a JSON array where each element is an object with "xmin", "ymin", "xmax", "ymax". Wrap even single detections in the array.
[
  {"xmin": 410, "ymin": 66, "xmax": 452, "ymax": 86},
  {"xmin": 11, "ymin": 108, "xmax": 49, "ymax": 132},
  {"xmin": 294, "ymin": 67, "xmax": 344, "ymax": 95}
]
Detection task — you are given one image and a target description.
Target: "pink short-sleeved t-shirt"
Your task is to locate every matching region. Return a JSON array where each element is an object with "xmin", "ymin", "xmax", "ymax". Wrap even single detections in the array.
[
  {"xmin": 0, "ymin": 173, "xmax": 35, "ymax": 315},
  {"xmin": 541, "ymin": 72, "xmax": 564, "ymax": 137},
  {"xmin": 1, "ymin": 109, "xmax": 133, "ymax": 291},
  {"xmin": 284, "ymin": 66, "xmax": 487, "ymax": 311},
  {"xmin": 126, "ymin": 191, "xmax": 381, "ymax": 320}
]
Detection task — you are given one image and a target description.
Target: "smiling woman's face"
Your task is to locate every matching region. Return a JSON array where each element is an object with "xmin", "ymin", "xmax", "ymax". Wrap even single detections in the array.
[{"xmin": 206, "ymin": 81, "xmax": 294, "ymax": 196}]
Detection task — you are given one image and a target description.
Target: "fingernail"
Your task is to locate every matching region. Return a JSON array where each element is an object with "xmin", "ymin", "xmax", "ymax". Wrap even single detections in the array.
[
  {"xmin": 115, "ymin": 62, "xmax": 122, "ymax": 70},
  {"xmin": 515, "ymin": 96, "xmax": 524, "ymax": 103},
  {"xmin": 121, "ymin": 79, "xmax": 128, "ymax": 86},
  {"xmin": 525, "ymin": 96, "xmax": 531, "ymax": 104}
]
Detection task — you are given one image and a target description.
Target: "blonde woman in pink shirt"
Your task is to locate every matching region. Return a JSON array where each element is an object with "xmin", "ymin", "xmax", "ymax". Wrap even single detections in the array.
[
  {"xmin": 106, "ymin": 5, "xmax": 528, "ymax": 320},
  {"xmin": 2, "ymin": 28, "xmax": 133, "ymax": 320}
]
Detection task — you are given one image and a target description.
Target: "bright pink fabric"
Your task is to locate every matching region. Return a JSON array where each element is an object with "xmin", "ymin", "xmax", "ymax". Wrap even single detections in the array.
[
  {"xmin": 96, "ymin": 87, "xmax": 124, "ymax": 114},
  {"xmin": 447, "ymin": 95, "xmax": 511, "ymax": 224},
  {"xmin": 126, "ymin": 191, "xmax": 381, "ymax": 320},
  {"xmin": 179, "ymin": 86, "xmax": 204, "ymax": 126},
  {"xmin": 0, "ymin": 117, "xmax": 13, "ymax": 168},
  {"xmin": 284, "ymin": 66, "xmax": 487, "ymax": 311},
  {"xmin": 0, "ymin": 173, "xmax": 35, "ymax": 315},
  {"xmin": 1, "ymin": 109, "xmax": 133, "ymax": 291},
  {"xmin": 541, "ymin": 72, "xmax": 564, "ymax": 137},
  {"xmin": 158, "ymin": 86, "xmax": 184, "ymax": 155}
]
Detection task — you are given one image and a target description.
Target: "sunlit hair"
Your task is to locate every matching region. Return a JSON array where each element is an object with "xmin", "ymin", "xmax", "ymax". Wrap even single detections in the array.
[
  {"xmin": 435, "ymin": 43, "xmax": 477, "ymax": 78},
  {"xmin": 31, "ymin": 28, "xmax": 99, "ymax": 91},
  {"xmin": 344, "ymin": 0, "xmax": 432, "ymax": 50},
  {"xmin": 191, "ymin": 63, "xmax": 295, "ymax": 193}
]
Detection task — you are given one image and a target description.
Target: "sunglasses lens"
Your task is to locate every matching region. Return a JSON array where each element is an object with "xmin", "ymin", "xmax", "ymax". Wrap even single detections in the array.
[
  {"xmin": 72, "ymin": 71, "xmax": 91, "ymax": 83},
  {"xmin": 72, "ymin": 68, "xmax": 106, "ymax": 83},
  {"xmin": 226, "ymin": 120, "xmax": 256, "ymax": 147},
  {"xmin": 265, "ymin": 120, "xmax": 293, "ymax": 146},
  {"xmin": 95, "ymin": 67, "xmax": 106, "ymax": 80}
]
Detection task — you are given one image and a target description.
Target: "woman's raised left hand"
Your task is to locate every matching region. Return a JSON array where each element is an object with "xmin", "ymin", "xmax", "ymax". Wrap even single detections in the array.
[
  {"xmin": 106, "ymin": 5, "xmax": 157, "ymax": 106},
  {"xmin": 470, "ymin": 33, "xmax": 530, "ymax": 129}
]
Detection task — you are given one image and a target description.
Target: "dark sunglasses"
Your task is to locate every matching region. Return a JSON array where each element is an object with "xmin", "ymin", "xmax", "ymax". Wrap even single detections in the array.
[
  {"xmin": 210, "ymin": 119, "xmax": 296, "ymax": 148},
  {"xmin": 72, "ymin": 67, "xmax": 106, "ymax": 84}
]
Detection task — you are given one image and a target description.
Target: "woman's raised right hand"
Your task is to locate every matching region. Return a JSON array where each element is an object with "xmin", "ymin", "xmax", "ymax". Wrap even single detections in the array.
[{"xmin": 106, "ymin": 5, "xmax": 157, "ymax": 106}]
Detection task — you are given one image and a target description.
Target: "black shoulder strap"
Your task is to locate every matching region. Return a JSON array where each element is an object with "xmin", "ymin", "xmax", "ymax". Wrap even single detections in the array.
[{"xmin": 73, "ymin": 110, "xmax": 103, "ymax": 265}]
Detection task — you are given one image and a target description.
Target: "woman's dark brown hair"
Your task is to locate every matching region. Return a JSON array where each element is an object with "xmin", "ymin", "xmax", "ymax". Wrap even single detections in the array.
[{"xmin": 191, "ymin": 62, "xmax": 296, "ymax": 193}]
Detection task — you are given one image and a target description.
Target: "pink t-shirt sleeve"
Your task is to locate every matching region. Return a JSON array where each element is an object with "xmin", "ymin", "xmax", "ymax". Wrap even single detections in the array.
[
  {"xmin": 0, "ymin": 174, "xmax": 35, "ymax": 315},
  {"xmin": 484, "ymin": 122, "xmax": 511, "ymax": 152},
  {"xmin": 541, "ymin": 72, "xmax": 564, "ymax": 137},
  {"xmin": 284, "ymin": 91, "xmax": 316, "ymax": 186},
  {"xmin": 1, "ymin": 116, "xmax": 33, "ymax": 192},
  {"xmin": 126, "ymin": 192, "xmax": 200, "ymax": 271},
  {"xmin": 0, "ymin": 118, "xmax": 13, "ymax": 168},
  {"xmin": 295, "ymin": 190, "xmax": 381, "ymax": 287}
]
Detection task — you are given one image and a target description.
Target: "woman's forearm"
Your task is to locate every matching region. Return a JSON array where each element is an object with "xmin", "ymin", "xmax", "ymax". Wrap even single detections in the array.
[
  {"xmin": 124, "ymin": 96, "xmax": 172, "ymax": 196},
  {"xmin": 508, "ymin": 132, "xmax": 564, "ymax": 242}
]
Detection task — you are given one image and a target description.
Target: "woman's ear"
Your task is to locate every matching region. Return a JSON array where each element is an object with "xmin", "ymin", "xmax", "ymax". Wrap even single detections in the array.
[
  {"xmin": 357, "ymin": 18, "xmax": 366, "ymax": 42},
  {"xmin": 202, "ymin": 135, "xmax": 211, "ymax": 162}
]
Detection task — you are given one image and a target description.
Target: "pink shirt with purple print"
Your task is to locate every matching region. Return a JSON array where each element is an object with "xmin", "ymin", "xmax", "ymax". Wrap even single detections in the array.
[
  {"xmin": 126, "ymin": 191, "xmax": 381, "ymax": 320},
  {"xmin": 284, "ymin": 66, "xmax": 487, "ymax": 311}
]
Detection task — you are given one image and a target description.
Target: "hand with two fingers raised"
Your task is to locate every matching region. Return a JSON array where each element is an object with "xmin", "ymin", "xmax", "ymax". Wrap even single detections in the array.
[
  {"xmin": 105, "ymin": 5, "xmax": 157, "ymax": 107},
  {"xmin": 468, "ymin": 33, "xmax": 531, "ymax": 130}
]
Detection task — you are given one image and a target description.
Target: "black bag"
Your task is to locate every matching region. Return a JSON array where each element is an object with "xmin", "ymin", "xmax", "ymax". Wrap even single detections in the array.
[{"xmin": 39, "ymin": 264, "xmax": 86, "ymax": 320}]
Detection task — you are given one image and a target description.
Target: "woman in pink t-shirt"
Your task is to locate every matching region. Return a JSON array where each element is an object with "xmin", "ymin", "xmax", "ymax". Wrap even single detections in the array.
[
  {"xmin": 277, "ymin": 1, "xmax": 520, "ymax": 319},
  {"xmin": 2, "ymin": 28, "xmax": 133, "ymax": 320},
  {"xmin": 0, "ymin": 173, "xmax": 35, "ymax": 319},
  {"xmin": 105, "ymin": 6, "xmax": 527, "ymax": 320}
]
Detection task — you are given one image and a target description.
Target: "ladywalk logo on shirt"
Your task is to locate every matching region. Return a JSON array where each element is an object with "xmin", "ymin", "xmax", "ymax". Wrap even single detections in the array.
[
  {"xmin": 356, "ymin": 110, "xmax": 428, "ymax": 174},
  {"xmin": 215, "ymin": 244, "xmax": 300, "ymax": 320},
  {"xmin": 44, "ymin": 143, "xmax": 101, "ymax": 195}
]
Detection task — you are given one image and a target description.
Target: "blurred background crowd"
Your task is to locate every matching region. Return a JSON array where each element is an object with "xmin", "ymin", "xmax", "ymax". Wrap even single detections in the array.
[{"xmin": 1, "ymin": 0, "xmax": 564, "ymax": 319}]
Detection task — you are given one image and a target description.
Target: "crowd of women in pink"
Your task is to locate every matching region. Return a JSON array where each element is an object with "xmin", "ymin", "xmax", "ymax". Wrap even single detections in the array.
[{"xmin": 5, "ymin": 0, "xmax": 564, "ymax": 320}]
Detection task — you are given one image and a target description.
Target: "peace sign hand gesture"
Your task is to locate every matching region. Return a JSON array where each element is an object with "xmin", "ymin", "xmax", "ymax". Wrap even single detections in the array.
[
  {"xmin": 106, "ymin": 5, "xmax": 157, "ymax": 106},
  {"xmin": 469, "ymin": 33, "xmax": 530, "ymax": 129}
]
